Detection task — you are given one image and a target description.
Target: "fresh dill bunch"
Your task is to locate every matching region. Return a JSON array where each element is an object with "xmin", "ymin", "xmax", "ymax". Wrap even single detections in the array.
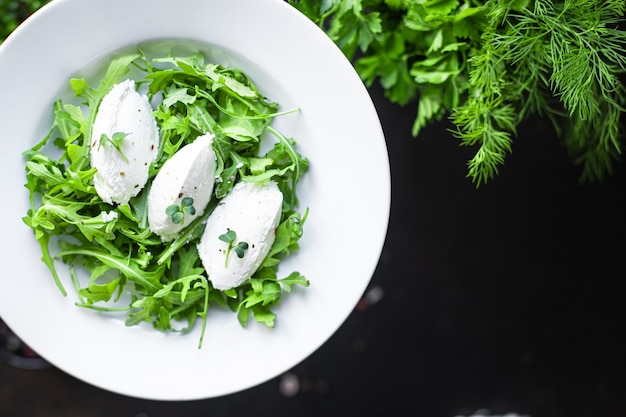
[
  {"xmin": 290, "ymin": 0, "xmax": 626, "ymax": 186},
  {"xmin": 452, "ymin": 0, "xmax": 626, "ymax": 185}
]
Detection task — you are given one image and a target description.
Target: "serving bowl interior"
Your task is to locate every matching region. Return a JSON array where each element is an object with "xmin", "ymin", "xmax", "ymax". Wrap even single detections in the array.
[{"xmin": 0, "ymin": 0, "xmax": 390, "ymax": 400}]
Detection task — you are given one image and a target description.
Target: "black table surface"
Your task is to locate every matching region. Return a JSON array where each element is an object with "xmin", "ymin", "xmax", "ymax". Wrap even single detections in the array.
[{"xmin": 2, "ymin": 82, "xmax": 626, "ymax": 417}]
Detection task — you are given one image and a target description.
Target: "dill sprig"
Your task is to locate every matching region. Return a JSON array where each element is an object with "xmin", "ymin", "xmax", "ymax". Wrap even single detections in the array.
[{"xmin": 452, "ymin": 0, "xmax": 626, "ymax": 185}]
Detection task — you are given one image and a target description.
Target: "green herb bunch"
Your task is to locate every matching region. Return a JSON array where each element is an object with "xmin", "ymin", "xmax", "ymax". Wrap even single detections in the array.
[
  {"xmin": 289, "ymin": 0, "xmax": 626, "ymax": 185},
  {"xmin": 22, "ymin": 51, "xmax": 309, "ymax": 348}
]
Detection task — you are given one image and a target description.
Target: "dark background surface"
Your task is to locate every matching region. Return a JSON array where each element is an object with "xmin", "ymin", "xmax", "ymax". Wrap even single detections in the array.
[{"xmin": 2, "ymin": 80, "xmax": 626, "ymax": 417}]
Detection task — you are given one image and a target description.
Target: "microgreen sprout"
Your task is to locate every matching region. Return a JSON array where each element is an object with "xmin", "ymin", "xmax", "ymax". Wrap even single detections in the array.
[
  {"xmin": 218, "ymin": 228, "xmax": 249, "ymax": 267},
  {"xmin": 165, "ymin": 197, "xmax": 196, "ymax": 224},
  {"xmin": 98, "ymin": 132, "xmax": 129, "ymax": 162}
]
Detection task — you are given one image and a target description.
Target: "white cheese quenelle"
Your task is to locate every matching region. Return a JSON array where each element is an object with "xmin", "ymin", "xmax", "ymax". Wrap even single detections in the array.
[
  {"xmin": 197, "ymin": 180, "xmax": 283, "ymax": 291},
  {"xmin": 147, "ymin": 133, "xmax": 217, "ymax": 241},
  {"xmin": 90, "ymin": 79, "xmax": 159, "ymax": 205}
]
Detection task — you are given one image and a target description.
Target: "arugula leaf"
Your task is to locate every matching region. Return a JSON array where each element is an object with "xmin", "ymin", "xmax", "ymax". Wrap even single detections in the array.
[
  {"xmin": 261, "ymin": 209, "xmax": 308, "ymax": 269},
  {"xmin": 78, "ymin": 276, "xmax": 125, "ymax": 303}
]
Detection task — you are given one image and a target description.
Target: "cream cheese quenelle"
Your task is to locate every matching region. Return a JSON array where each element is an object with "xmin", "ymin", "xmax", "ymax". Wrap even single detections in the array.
[
  {"xmin": 197, "ymin": 180, "xmax": 283, "ymax": 291},
  {"xmin": 90, "ymin": 79, "xmax": 159, "ymax": 205},
  {"xmin": 147, "ymin": 133, "xmax": 218, "ymax": 241}
]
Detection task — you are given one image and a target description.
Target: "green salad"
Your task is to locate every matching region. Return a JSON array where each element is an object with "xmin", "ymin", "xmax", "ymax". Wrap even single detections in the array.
[{"xmin": 22, "ymin": 50, "xmax": 310, "ymax": 348}]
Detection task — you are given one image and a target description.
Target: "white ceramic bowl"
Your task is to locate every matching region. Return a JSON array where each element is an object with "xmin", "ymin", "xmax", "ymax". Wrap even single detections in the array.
[{"xmin": 0, "ymin": 0, "xmax": 390, "ymax": 400}]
